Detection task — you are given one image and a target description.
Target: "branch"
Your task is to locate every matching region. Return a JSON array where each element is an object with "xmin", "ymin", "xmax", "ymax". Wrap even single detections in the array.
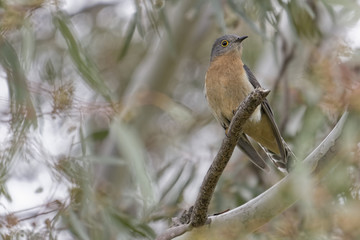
[
  {"xmin": 155, "ymin": 88, "xmax": 270, "ymax": 240},
  {"xmin": 156, "ymin": 110, "xmax": 348, "ymax": 240},
  {"xmin": 172, "ymin": 111, "xmax": 348, "ymax": 240},
  {"xmin": 190, "ymin": 88, "xmax": 270, "ymax": 227}
]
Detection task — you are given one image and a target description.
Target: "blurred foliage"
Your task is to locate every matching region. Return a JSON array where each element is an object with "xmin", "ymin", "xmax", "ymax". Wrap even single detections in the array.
[{"xmin": 0, "ymin": 0, "xmax": 359, "ymax": 239}]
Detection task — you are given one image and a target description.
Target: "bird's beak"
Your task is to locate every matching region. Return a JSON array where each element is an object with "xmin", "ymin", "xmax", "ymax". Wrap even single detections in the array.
[{"xmin": 236, "ymin": 36, "xmax": 248, "ymax": 43}]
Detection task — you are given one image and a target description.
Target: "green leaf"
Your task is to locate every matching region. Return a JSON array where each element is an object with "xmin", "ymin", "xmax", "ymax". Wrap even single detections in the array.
[
  {"xmin": 110, "ymin": 209, "xmax": 156, "ymax": 239},
  {"xmin": 134, "ymin": 0, "xmax": 145, "ymax": 37},
  {"xmin": 82, "ymin": 155, "xmax": 126, "ymax": 165},
  {"xmin": 159, "ymin": 9, "xmax": 177, "ymax": 58},
  {"xmin": 292, "ymin": 106, "xmax": 329, "ymax": 159},
  {"xmin": 87, "ymin": 129, "xmax": 109, "ymax": 141},
  {"xmin": 175, "ymin": 164, "xmax": 196, "ymax": 204},
  {"xmin": 44, "ymin": 60, "xmax": 56, "ymax": 84},
  {"xmin": 68, "ymin": 211, "xmax": 91, "ymax": 240},
  {"xmin": 21, "ymin": 21, "xmax": 35, "ymax": 72},
  {"xmin": 111, "ymin": 120, "xmax": 156, "ymax": 212},
  {"xmin": 53, "ymin": 12, "xmax": 112, "ymax": 102},
  {"xmin": 79, "ymin": 126, "xmax": 86, "ymax": 156},
  {"xmin": 118, "ymin": 13, "xmax": 137, "ymax": 60},
  {"xmin": 160, "ymin": 162, "xmax": 186, "ymax": 202},
  {"xmin": 211, "ymin": 0, "xmax": 226, "ymax": 33},
  {"xmin": 0, "ymin": 184, "xmax": 11, "ymax": 202},
  {"xmin": 0, "ymin": 36, "xmax": 37, "ymax": 128},
  {"xmin": 227, "ymin": 0, "xmax": 266, "ymax": 38}
]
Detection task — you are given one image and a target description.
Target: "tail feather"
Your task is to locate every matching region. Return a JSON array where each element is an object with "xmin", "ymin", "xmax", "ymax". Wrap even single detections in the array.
[
  {"xmin": 262, "ymin": 140, "xmax": 296, "ymax": 173},
  {"xmin": 237, "ymin": 134, "xmax": 269, "ymax": 171},
  {"xmin": 237, "ymin": 134, "xmax": 295, "ymax": 173}
]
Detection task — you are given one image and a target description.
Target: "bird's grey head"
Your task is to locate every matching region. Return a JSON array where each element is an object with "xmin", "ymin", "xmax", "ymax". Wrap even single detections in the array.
[{"xmin": 210, "ymin": 34, "xmax": 248, "ymax": 62}]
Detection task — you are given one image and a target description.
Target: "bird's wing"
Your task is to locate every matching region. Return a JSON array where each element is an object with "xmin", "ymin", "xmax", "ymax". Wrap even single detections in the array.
[
  {"xmin": 237, "ymin": 134, "xmax": 269, "ymax": 171},
  {"xmin": 243, "ymin": 64, "xmax": 287, "ymax": 163}
]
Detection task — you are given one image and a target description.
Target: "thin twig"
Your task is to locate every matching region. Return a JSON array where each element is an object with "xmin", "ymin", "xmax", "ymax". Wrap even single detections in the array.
[
  {"xmin": 272, "ymin": 42, "xmax": 296, "ymax": 132},
  {"xmin": 272, "ymin": 40, "xmax": 295, "ymax": 97}
]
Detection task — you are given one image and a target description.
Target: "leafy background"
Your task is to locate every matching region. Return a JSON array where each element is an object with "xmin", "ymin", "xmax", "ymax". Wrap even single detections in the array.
[{"xmin": 0, "ymin": 0, "xmax": 360, "ymax": 239}]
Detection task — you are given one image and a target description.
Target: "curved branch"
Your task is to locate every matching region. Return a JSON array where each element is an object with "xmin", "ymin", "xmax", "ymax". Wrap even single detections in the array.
[
  {"xmin": 173, "ymin": 111, "xmax": 348, "ymax": 240},
  {"xmin": 156, "ymin": 224, "xmax": 191, "ymax": 240},
  {"xmin": 156, "ymin": 110, "xmax": 348, "ymax": 240}
]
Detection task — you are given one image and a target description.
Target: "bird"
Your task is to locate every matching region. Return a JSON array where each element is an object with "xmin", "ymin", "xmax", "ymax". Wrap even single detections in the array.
[{"xmin": 204, "ymin": 34, "xmax": 294, "ymax": 172}]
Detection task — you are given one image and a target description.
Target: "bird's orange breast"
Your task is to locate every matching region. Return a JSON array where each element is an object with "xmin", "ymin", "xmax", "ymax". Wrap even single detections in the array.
[
  {"xmin": 205, "ymin": 51, "xmax": 256, "ymax": 126},
  {"xmin": 204, "ymin": 51, "xmax": 280, "ymax": 154}
]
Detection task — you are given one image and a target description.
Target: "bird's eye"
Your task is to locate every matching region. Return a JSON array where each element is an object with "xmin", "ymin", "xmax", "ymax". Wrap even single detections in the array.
[{"xmin": 221, "ymin": 40, "xmax": 229, "ymax": 47}]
